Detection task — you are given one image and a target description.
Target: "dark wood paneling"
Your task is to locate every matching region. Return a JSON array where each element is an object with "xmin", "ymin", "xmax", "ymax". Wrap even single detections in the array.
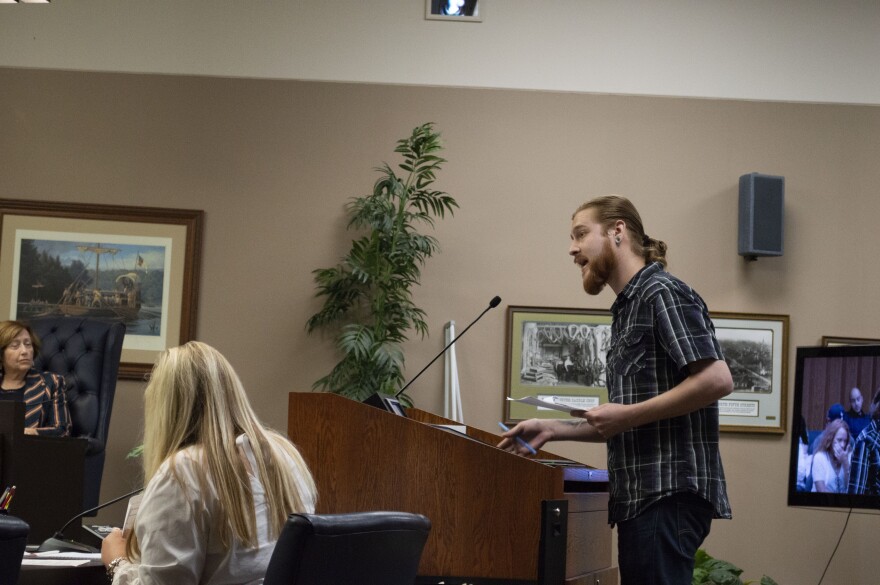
[{"xmin": 802, "ymin": 356, "xmax": 880, "ymax": 429}]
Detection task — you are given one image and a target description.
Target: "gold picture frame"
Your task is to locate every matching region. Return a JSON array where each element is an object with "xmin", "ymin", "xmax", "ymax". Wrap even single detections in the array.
[
  {"xmin": 504, "ymin": 305, "xmax": 611, "ymax": 423},
  {"xmin": 711, "ymin": 312, "xmax": 789, "ymax": 434},
  {"xmin": 504, "ymin": 306, "xmax": 790, "ymax": 433},
  {"xmin": 821, "ymin": 336, "xmax": 880, "ymax": 347}
]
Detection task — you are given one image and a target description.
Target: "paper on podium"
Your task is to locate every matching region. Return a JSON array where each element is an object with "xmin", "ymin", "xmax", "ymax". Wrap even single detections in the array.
[
  {"xmin": 22, "ymin": 558, "xmax": 96, "ymax": 567},
  {"xmin": 506, "ymin": 395, "xmax": 590, "ymax": 414},
  {"xmin": 22, "ymin": 551, "xmax": 101, "ymax": 566}
]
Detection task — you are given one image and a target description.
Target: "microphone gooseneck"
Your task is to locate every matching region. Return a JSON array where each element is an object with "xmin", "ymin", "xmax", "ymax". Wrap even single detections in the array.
[
  {"xmin": 394, "ymin": 295, "xmax": 502, "ymax": 399},
  {"xmin": 37, "ymin": 486, "xmax": 145, "ymax": 553}
]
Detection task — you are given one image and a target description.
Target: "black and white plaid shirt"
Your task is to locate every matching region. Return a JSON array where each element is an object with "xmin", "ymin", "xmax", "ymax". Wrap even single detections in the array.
[
  {"xmin": 605, "ymin": 262, "xmax": 732, "ymax": 524},
  {"xmin": 848, "ymin": 419, "xmax": 880, "ymax": 495}
]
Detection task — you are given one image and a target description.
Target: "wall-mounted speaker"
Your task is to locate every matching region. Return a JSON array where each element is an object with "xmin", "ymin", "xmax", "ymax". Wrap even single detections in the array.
[{"xmin": 738, "ymin": 172, "xmax": 784, "ymax": 260}]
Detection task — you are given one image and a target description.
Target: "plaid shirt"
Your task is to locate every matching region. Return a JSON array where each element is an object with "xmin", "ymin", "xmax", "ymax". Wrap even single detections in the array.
[
  {"xmin": 848, "ymin": 419, "xmax": 880, "ymax": 495},
  {"xmin": 606, "ymin": 262, "xmax": 732, "ymax": 523}
]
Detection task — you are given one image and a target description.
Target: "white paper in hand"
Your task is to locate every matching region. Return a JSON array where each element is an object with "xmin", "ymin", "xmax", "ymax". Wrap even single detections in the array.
[
  {"xmin": 506, "ymin": 396, "xmax": 589, "ymax": 414},
  {"xmin": 122, "ymin": 493, "xmax": 143, "ymax": 539}
]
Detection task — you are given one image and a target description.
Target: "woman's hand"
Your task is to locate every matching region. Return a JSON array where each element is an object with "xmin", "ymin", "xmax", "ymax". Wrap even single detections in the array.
[
  {"xmin": 832, "ymin": 442, "xmax": 843, "ymax": 461},
  {"xmin": 832, "ymin": 441, "xmax": 852, "ymax": 464},
  {"xmin": 101, "ymin": 528, "xmax": 128, "ymax": 566}
]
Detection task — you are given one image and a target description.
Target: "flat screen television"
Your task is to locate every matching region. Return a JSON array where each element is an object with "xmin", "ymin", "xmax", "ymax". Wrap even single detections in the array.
[{"xmin": 788, "ymin": 344, "xmax": 880, "ymax": 510}]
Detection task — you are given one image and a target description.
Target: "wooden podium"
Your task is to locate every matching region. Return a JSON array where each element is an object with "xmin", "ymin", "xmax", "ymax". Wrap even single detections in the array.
[
  {"xmin": 0, "ymin": 401, "xmax": 86, "ymax": 544},
  {"xmin": 287, "ymin": 393, "xmax": 617, "ymax": 585}
]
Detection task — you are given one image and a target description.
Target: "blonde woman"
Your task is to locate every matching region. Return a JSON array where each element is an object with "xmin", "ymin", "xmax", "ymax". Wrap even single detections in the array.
[{"xmin": 101, "ymin": 341, "xmax": 317, "ymax": 584}]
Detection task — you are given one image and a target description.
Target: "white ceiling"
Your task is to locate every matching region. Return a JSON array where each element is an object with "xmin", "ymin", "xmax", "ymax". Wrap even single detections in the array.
[{"xmin": 1, "ymin": 0, "xmax": 878, "ymax": 105}]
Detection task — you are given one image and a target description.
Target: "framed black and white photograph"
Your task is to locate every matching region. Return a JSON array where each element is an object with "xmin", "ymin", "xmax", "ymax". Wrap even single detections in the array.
[
  {"xmin": 504, "ymin": 306, "xmax": 611, "ymax": 423},
  {"xmin": 711, "ymin": 312, "xmax": 789, "ymax": 434}
]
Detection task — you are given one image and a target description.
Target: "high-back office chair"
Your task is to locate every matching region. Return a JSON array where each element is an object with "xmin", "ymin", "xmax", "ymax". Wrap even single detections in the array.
[
  {"xmin": 263, "ymin": 511, "xmax": 431, "ymax": 585},
  {"xmin": 29, "ymin": 316, "xmax": 125, "ymax": 512},
  {"xmin": 0, "ymin": 514, "xmax": 29, "ymax": 585}
]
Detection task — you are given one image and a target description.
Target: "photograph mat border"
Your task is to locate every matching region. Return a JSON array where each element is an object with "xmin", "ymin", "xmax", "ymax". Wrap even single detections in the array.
[
  {"xmin": 711, "ymin": 312, "xmax": 789, "ymax": 434},
  {"xmin": 504, "ymin": 305, "xmax": 612, "ymax": 423}
]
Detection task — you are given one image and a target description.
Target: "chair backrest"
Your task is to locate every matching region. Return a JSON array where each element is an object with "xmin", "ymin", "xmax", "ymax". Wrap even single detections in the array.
[
  {"xmin": 28, "ymin": 316, "xmax": 125, "ymax": 510},
  {"xmin": 0, "ymin": 514, "xmax": 29, "ymax": 585},
  {"xmin": 263, "ymin": 511, "xmax": 431, "ymax": 585}
]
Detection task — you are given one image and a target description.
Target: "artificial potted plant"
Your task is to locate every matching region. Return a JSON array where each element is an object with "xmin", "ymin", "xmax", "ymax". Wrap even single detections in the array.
[
  {"xmin": 692, "ymin": 549, "xmax": 779, "ymax": 585},
  {"xmin": 306, "ymin": 123, "xmax": 458, "ymax": 405}
]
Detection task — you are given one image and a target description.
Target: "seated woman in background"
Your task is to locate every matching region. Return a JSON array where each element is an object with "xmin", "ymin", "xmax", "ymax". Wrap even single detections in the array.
[
  {"xmin": 0, "ymin": 320, "xmax": 71, "ymax": 436},
  {"xmin": 101, "ymin": 341, "xmax": 318, "ymax": 585},
  {"xmin": 811, "ymin": 418, "xmax": 852, "ymax": 493}
]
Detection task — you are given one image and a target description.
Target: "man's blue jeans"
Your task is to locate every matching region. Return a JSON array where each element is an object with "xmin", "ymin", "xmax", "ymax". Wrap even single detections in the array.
[{"xmin": 616, "ymin": 492, "xmax": 714, "ymax": 585}]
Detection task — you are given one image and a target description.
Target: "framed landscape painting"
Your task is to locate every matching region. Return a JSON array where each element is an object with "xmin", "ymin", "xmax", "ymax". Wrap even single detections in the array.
[{"xmin": 0, "ymin": 198, "xmax": 203, "ymax": 379}]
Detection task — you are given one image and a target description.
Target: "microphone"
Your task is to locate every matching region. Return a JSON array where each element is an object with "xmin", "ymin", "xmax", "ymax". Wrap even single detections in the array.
[
  {"xmin": 37, "ymin": 487, "xmax": 144, "ymax": 553},
  {"xmin": 363, "ymin": 296, "xmax": 502, "ymax": 413}
]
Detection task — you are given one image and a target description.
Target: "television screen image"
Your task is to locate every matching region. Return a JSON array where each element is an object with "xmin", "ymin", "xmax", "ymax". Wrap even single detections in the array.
[{"xmin": 788, "ymin": 344, "xmax": 880, "ymax": 510}]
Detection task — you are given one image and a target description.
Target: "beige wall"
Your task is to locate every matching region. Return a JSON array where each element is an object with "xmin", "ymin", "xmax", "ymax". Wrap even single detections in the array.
[{"xmin": 2, "ymin": 67, "xmax": 878, "ymax": 583}]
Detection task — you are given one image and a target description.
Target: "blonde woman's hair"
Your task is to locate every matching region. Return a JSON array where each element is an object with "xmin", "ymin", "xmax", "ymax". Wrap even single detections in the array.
[
  {"xmin": 573, "ymin": 195, "xmax": 668, "ymax": 267},
  {"xmin": 128, "ymin": 341, "xmax": 316, "ymax": 559}
]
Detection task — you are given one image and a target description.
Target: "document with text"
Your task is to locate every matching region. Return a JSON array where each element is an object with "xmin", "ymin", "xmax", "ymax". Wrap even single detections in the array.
[{"xmin": 506, "ymin": 395, "xmax": 591, "ymax": 414}]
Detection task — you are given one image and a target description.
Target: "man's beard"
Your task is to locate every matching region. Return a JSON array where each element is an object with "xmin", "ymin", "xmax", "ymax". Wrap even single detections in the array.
[{"xmin": 583, "ymin": 238, "xmax": 616, "ymax": 295}]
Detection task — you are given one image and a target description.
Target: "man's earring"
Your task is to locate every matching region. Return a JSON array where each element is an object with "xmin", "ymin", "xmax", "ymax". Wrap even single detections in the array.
[{"xmin": 615, "ymin": 236, "xmax": 621, "ymax": 246}]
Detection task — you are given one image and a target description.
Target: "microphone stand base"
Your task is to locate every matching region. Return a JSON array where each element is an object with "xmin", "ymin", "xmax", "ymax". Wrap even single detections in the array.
[
  {"xmin": 363, "ymin": 393, "xmax": 408, "ymax": 417},
  {"xmin": 37, "ymin": 535, "xmax": 99, "ymax": 554}
]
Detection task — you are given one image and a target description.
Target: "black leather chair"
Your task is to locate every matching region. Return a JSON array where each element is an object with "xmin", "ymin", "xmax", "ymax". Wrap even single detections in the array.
[
  {"xmin": 0, "ymin": 514, "xmax": 29, "ymax": 585},
  {"xmin": 28, "ymin": 316, "xmax": 125, "ymax": 512},
  {"xmin": 263, "ymin": 511, "xmax": 431, "ymax": 585}
]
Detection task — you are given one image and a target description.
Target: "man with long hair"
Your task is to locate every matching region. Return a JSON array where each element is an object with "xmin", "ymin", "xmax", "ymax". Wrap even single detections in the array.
[
  {"xmin": 101, "ymin": 341, "xmax": 317, "ymax": 584},
  {"xmin": 500, "ymin": 195, "xmax": 733, "ymax": 585}
]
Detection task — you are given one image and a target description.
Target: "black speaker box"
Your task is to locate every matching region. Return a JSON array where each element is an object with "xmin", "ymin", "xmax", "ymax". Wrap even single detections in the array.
[{"xmin": 738, "ymin": 172, "xmax": 784, "ymax": 259}]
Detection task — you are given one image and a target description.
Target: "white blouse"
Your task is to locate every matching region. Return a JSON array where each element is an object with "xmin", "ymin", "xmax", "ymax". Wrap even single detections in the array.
[
  {"xmin": 114, "ymin": 435, "xmax": 316, "ymax": 585},
  {"xmin": 810, "ymin": 450, "xmax": 847, "ymax": 494}
]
